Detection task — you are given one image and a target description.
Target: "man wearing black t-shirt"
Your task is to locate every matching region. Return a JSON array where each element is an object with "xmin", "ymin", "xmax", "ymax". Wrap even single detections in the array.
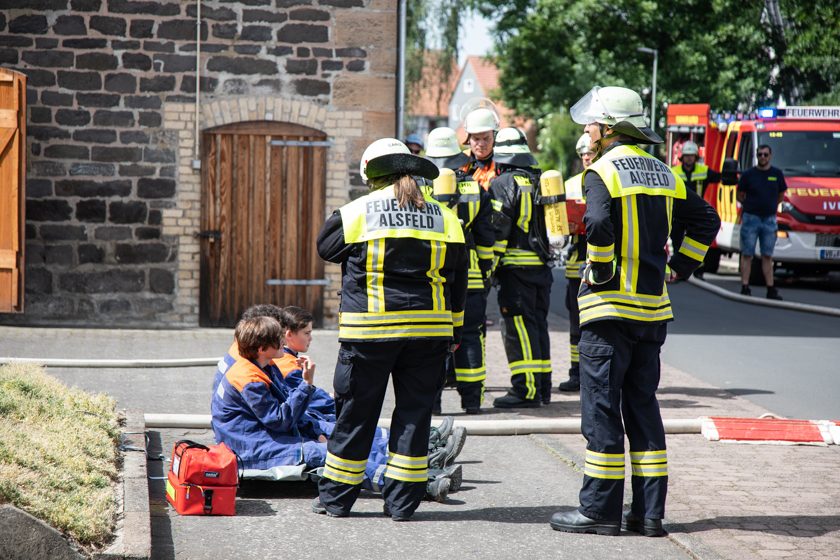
[{"xmin": 737, "ymin": 144, "xmax": 787, "ymax": 300}]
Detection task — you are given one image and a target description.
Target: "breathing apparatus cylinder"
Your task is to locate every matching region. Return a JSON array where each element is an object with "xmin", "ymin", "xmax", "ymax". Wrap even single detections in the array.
[
  {"xmin": 432, "ymin": 167, "xmax": 458, "ymax": 204},
  {"xmin": 539, "ymin": 169, "xmax": 570, "ymax": 246}
]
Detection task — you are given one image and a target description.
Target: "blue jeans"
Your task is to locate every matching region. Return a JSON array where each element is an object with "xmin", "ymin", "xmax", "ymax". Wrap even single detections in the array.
[{"xmin": 740, "ymin": 213, "xmax": 777, "ymax": 257}]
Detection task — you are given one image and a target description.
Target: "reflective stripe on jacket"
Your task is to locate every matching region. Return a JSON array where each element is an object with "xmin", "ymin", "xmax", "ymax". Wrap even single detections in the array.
[
  {"xmin": 318, "ymin": 184, "xmax": 468, "ymax": 342},
  {"xmin": 579, "ymin": 144, "xmax": 696, "ymax": 325}
]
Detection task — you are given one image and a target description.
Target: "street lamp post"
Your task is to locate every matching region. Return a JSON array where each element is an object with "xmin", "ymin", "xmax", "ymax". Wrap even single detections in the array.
[{"xmin": 637, "ymin": 46, "xmax": 658, "ymax": 133}]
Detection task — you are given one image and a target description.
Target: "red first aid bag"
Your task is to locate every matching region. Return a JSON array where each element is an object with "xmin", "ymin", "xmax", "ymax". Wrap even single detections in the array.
[{"xmin": 165, "ymin": 440, "xmax": 239, "ymax": 516}]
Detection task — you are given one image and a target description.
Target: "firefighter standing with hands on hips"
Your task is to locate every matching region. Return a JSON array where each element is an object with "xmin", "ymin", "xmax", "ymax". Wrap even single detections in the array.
[
  {"xmin": 489, "ymin": 127, "xmax": 564, "ymax": 408},
  {"xmin": 314, "ymin": 138, "xmax": 468, "ymax": 521},
  {"xmin": 549, "ymin": 86, "xmax": 720, "ymax": 536},
  {"xmin": 426, "ymin": 126, "xmax": 496, "ymax": 414},
  {"xmin": 557, "ymin": 133, "xmax": 594, "ymax": 393}
]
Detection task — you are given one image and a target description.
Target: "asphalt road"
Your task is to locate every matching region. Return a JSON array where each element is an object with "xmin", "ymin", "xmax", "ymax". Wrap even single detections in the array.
[{"xmin": 550, "ymin": 267, "xmax": 840, "ymax": 421}]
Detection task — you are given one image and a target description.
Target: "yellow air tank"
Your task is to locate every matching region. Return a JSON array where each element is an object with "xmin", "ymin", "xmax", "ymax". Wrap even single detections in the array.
[
  {"xmin": 540, "ymin": 169, "xmax": 570, "ymax": 246},
  {"xmin": 433, "ymin": 167, "xmax": 458, "ymax": 204}
]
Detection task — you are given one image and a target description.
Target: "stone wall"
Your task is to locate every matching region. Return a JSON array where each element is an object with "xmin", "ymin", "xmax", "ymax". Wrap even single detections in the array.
[{"xmin": 0, "ymin": 0, "xmax": 396, "ymax": 327}]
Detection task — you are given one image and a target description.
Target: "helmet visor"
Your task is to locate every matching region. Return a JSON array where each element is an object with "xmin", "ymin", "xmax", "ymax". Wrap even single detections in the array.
[{"xmin": 570, "ymin": 87, "xmax": 607, "ymax": 125}]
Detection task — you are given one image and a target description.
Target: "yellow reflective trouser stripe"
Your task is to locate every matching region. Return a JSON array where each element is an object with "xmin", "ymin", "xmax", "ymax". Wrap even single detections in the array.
[
  {"xmin": 620, "ymin": 194, "xmax": 640, "ymax": 293},
  {"xmin": 630, "ymin": 450, "xmax": 668, "ymax": 477},
  {"xmin": 384, "ymin": 452, "xmax": 428, "ymax": 483},
  {"xmin": 476, "ymin": 244, "xmax": 494, "ymax": 260},
  {"xmin": 517, "ymin": 191, "xmax": 532, "ymax": 232},
  {"xmin": 587, "ymin": 243, "xmax": 614, "ymax": 263},
  {"xmin": 570, "ymin": 343, "xmax": 579, "ymax": 363},
  {"xmin": 513, "ymin": 316, "xmax": 536, "ymax": 399},
  {"xmin": 323, "ymin": 452, "xmax": 366, "ymax": 486},
  {"xmin": 455, "ymin": 366, "xmax": 486, "ymax": 382},
  {"xmin": 678, "ymin": 236, "xmax": 709, "ymax": 262},
  {"xmin": 428, "ymin": 240, "xmax": 446, "ymax": 311},
  {"xmin": 452, "ymin": 310, "xmax": 464, "ymax": 328},
  {"xmin": 508, "ymin": 360, "xmax": 542, "ymax": 374},
  {"xmin": 366, "ymin": 239, "xmax": 386, "ymax": 313},
  {"xmin": 584, "ymin": 450, "xmax": 625, "ymax": 480}
]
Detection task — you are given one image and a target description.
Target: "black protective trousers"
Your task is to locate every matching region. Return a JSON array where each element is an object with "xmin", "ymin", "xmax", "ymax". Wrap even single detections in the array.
[
  {"xmin": 497, "ymin": 266, "xmax": 553, "ymax": 402},
  {"xmin": 318, "ymin": 339, "xmax": 448, "ymax": 518},
  {"xmin": 578, "ymin": 320, "xmax": 669, "ymax": 521},
  {"xmin": 564, "ymin": 277, "xmax": 582, "ymax": 382},
  {"xmin": 452, "ymin": 289, "xmax": 488, "ymax": 409}
]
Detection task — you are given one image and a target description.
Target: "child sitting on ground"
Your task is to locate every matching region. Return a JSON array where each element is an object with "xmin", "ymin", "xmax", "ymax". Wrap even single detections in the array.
[
  {"xmin": 211, "ymin": 313, "xmax": 465, "ymax": 502},
  {"xmin": 274, "ymin": 306, "xmax": 336, "ymax": 422}
]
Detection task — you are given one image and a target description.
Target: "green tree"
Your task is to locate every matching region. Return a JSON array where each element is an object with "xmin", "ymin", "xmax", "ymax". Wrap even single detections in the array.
[
  {"xmin": 405, "ymin": 1, "xmax": 464, "ymax": 115},
  {"xmin": 468, "ymin": 0, "xmax": 840, "ymax": 117}
]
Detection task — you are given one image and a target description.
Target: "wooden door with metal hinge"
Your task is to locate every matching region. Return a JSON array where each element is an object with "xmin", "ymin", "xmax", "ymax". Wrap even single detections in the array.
[
  {"xmin": 0, "ymin": 68, "xmax": 26, "ymax": 313},
  {"xmin": 199, "ymin": 121, "xmax": 329, "ymax": 327}
]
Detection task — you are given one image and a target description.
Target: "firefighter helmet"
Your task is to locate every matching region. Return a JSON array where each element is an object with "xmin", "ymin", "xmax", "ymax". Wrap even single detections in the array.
[
  {"xmin": 493, "ymin": 127, "xmax": 537, "ymax": 168},
  {"xmin": 359, "ymin": 138, "xmax": 439, "ymax": 183},
  {"xmin": 570, "ymin": 86, "xmax": 663, "ymax": 144},
  {"xmin": 425, "ymin": 127, "xmax": 469, "ymax": 170},
  {"xmin": 680, "ymin": 140, "xmax": 699, "ymax": 157},
  {"xmin": 460, "ymin": 97, "xmax": 501, "ymax": 134},
  {"xmin": 575, "ymin": 133, "xmax": 594, "ymax": 155}
]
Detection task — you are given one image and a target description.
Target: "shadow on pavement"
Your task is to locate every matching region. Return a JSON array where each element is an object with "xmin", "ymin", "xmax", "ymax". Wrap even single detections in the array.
[
  {"xmin": 146, "ymin": 431, "xmax": 175, "ymax": 560},
  {"xmin": 400, "ymin": 504, "xmax": 562, "ymax": 524},
  {"xmin": 658, "ymin": 387, "xmax": 775, "ymax": 399},
  {"xmin": 673, "ymin": 515, "xmax": 840, "ymax": 536}
]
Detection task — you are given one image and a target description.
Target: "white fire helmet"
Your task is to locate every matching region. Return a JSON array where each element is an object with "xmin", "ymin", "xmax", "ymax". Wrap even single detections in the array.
[
  {"xmin": 493, "ymin": 127, "xmax": 537, "ymax": 167},
  {"xmin": 425, "ymin": 127, "xmax": 461, "ymax": 158},
  {"xmin": 575, "ymin": 133, "xmax": 594, "ymax": 155},
  {"xmin": 570, "ymin": 86, "xmax": 663, "ymax": 144},
  {"xmin": 359, "ymin": 138, "xmax": 438, "ymax": 183},
  {"xmin": 460, "ymin": 97, "xmax": 501, "ymax": 135},
  {"xmin": 680, "ymin": 141, "xmax": 699, "ymax": 157}
]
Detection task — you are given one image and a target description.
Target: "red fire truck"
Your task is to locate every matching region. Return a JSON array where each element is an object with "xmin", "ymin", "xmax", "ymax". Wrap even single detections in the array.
[{"xmin": 666, "ymin": 103, "xmax": 840, "ymax": 275}]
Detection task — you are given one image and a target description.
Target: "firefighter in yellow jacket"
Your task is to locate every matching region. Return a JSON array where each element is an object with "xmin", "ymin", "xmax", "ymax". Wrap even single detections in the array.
[
  {"xmin": 314, "ymin": 138, "xmax": 467, "ymax": 521},
  {"xmin": 670, "ymin": 140, "xmax": 721, "ymax": 277},
  {"xmin": 549, "ymin": 87, "xmax": 720, "ymax": 537},
  {"xmin": 426, "ymin": 126, "xmax": 495, "ymax": 414},
  {"xmin": 489, "ymin": 127, "xmax": 558, "ymax": 408},
  {"xmin": 557, "ymin": 133, "xmax": 594, "ymax": 392}
]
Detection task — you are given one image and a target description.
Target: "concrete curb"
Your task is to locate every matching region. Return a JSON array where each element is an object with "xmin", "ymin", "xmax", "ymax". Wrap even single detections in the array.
[
  {"xmin": 687, "ymin": 275, "xmax": 840, "ymax": 317},
  {"xmin": 97, "ymin": 410, "xmax": 151, "ymax": 560},
  {"xmin": 0, "ymin": 411, "xmax": 151, "ymax": 560}
]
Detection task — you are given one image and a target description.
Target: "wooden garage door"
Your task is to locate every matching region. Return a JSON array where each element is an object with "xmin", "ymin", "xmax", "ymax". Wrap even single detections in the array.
[
  {"xmin": 200, "ymin": 121, "xmax": 328, "ymax": 327},
  {"xmin": 0, "ymin": 68, "xmax": 26, "ymax": 313}
]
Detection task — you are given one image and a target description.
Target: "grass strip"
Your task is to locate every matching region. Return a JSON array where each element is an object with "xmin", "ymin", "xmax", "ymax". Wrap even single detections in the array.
[{"xmin": 0, "ymin": 363, "xmax": 120, "ymax": 545}]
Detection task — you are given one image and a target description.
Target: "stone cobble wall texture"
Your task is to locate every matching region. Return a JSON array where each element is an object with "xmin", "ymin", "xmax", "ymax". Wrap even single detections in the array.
[{"xmin": 0, "ymin": 0, "xmax": 396, "ymax": 327}]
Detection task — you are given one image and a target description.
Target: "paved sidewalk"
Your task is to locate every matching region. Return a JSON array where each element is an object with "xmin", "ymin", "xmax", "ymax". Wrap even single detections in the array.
[{"xmin": 1, "ymin": 323, "xmax": 838, "ymax": 559}]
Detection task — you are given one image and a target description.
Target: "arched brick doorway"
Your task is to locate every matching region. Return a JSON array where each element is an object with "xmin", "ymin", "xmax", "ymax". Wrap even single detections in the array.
[{"xmin": 199, "ymin": 121, "xmax": 328, "ymax": 327}]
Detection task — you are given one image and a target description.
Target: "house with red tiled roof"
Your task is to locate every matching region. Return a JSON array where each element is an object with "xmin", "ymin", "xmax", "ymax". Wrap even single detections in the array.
[
  {"xmin": 405, "ymin": 51, "xmax": 458, "ymax": 144},
  {"xmin": 448, "ymin": 56, "xmax": 533, "ymax": 145}
]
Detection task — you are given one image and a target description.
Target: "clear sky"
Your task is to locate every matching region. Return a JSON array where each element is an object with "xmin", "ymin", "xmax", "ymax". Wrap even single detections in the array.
[{"xmin": 458, "ymin": 11, "xmax": 494, "ymax": 66}]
